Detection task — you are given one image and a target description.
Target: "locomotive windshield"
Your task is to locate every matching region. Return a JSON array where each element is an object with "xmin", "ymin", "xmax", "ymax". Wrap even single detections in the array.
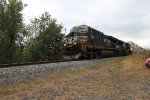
[
  {"xmin": 65, "ymin": 25, "xmax": 89, "ymax": 38},
  {"xmin": 66, "ymin": 32, "xmax": 87, "ymax": 38},
  {"xmin": 66, "ymin": 32, "xmax": 76, "ymax": 37},
  {"xmin": 71, "ymin": 25, "xmax": 88, "ymax": 33}
]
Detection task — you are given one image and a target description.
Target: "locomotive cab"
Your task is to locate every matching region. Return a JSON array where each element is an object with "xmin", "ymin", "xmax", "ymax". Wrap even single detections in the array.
[{"xmin": 63, "ymin": 25, "xmax": 89, "ymax": 59}]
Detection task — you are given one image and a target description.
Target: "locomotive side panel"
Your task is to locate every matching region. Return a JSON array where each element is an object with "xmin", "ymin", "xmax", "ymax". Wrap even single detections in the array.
[{"xmin": 87, "ymin": 27, "xmax": 107, "ymax": 50}]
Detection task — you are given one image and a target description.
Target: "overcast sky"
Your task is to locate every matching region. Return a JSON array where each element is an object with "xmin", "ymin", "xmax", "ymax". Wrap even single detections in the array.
[{"xmin": 22, "ymin": 0, "xmax": 150, "ymax": 48}]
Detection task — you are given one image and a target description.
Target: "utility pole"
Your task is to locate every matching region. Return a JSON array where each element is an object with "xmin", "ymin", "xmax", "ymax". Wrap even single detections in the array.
[{"xmin": 64, "ymin": 28, "xmax": 67, "ymax": 35}]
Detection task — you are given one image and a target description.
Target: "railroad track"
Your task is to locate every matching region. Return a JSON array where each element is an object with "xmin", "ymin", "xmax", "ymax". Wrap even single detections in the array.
[
  {"xmin": 0, "ymin": 59, "xmax": 79, "ymax": 68},
  {"xmin": 0, "ymin": 55, "xmax": 122, "ymax": 68},
  {"xmin": 0, "ymin": 57, "xmax": 124, "ymax": 86}
]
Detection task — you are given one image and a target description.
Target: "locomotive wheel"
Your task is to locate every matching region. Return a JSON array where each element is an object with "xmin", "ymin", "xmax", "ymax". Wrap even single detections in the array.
[
  {"xmin": 93, "ymin": 54, "xmax": 96, "ymax": 59},
  {"xmin": 87, "ymin": 54, "xmax": 91, "ymax": 59}
]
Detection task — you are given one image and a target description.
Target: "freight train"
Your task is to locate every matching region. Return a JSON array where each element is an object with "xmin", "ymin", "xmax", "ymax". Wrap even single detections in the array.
[{"xmin": 63, "ymin": 25, "xmax": 132, "ymax": 59}]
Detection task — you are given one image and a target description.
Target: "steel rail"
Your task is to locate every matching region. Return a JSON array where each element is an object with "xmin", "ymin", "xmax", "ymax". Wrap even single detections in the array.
[{"xmin": 0, "ymin": 59, "xmax": 78, "ymax": 68}]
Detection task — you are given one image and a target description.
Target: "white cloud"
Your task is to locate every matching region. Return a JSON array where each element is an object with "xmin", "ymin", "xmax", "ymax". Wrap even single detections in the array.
[{"xmin": 22, "ymin": 0, "xmax": 150, "ymax": 48}]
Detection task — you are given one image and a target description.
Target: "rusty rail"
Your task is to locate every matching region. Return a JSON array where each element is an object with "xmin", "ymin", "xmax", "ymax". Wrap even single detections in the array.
[{"xmin": 0, "ymin": 59, "xmax": 78, "ymax": 68}]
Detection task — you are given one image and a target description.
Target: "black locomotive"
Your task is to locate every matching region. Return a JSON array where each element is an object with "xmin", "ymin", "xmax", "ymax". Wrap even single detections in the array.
[{"xmin": 63, "ymin": 25, "xmax": 132, "ymax": 59}]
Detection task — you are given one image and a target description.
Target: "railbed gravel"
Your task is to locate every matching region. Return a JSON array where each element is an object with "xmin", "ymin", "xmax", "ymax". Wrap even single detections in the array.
[{"xmin": 0, "ymin": 57, "xmax": 116, "ymax": 86}]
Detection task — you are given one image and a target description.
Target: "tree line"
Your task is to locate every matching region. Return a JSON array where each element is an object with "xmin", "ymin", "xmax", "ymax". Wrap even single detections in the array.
[{"xmin": 0, "ymin": 0, "xmax": 64, "ymax": 64}]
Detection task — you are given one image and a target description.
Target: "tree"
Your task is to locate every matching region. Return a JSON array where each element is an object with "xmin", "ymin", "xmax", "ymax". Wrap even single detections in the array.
[
  {"xmin": 0, "ymin": 0, "xmax": 26, "ymax": 63},
  {"xmin": 23, "ymin": 12, "xmax": 64, "ymax": 62}
]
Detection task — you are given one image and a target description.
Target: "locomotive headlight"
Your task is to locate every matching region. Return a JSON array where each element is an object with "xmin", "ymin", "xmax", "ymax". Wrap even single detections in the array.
[
  {"xmin": 64, "ymin": 44, "xmax": 67, "ymax": 47},
  {"xmin": 74, "ymin": 43, "xmax": 77, "ymax": 45}
]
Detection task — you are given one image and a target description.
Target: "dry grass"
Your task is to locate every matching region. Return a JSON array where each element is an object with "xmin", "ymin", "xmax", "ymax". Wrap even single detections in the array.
[
  {"xmin": 1, "ymin": 51, "xmax": 150, "ymax": 99},
  {"xmin": 0, "ymin": 68, "xmax": 90, "ymax": 99}
]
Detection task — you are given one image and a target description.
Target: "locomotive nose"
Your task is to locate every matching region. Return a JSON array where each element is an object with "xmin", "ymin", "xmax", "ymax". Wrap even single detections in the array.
[
  {"xmin": 65, "ymin": 37, "xmax": 77, "ymax": 44},
  {"xmin": 63, "ymin": 37, "xmax": 77, "ymax": 47}
]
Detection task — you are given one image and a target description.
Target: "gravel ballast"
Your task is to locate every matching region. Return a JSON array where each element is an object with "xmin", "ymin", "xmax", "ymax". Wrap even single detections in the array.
[{"xmin": 0, "ymin": 57, "xmax": 119, "ymax": 86}]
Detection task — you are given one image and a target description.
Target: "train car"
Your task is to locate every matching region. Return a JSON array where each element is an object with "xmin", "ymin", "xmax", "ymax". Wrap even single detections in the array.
[{"xmin": 63, "ymin": 25, "xmax": 131, "ymax": 59}]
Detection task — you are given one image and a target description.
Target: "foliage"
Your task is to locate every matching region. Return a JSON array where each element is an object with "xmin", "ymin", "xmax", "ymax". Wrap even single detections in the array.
[
  {"xmin": 23, "ymin": 12, "xmax": 64, "ymax": 62},
  {"xmin": 0, "ymin": 1, "xmax": 64, "ymax": 64},
  {"xmin": 0, "ymin": 0, "xmax": 26, "ymax": 64}
]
